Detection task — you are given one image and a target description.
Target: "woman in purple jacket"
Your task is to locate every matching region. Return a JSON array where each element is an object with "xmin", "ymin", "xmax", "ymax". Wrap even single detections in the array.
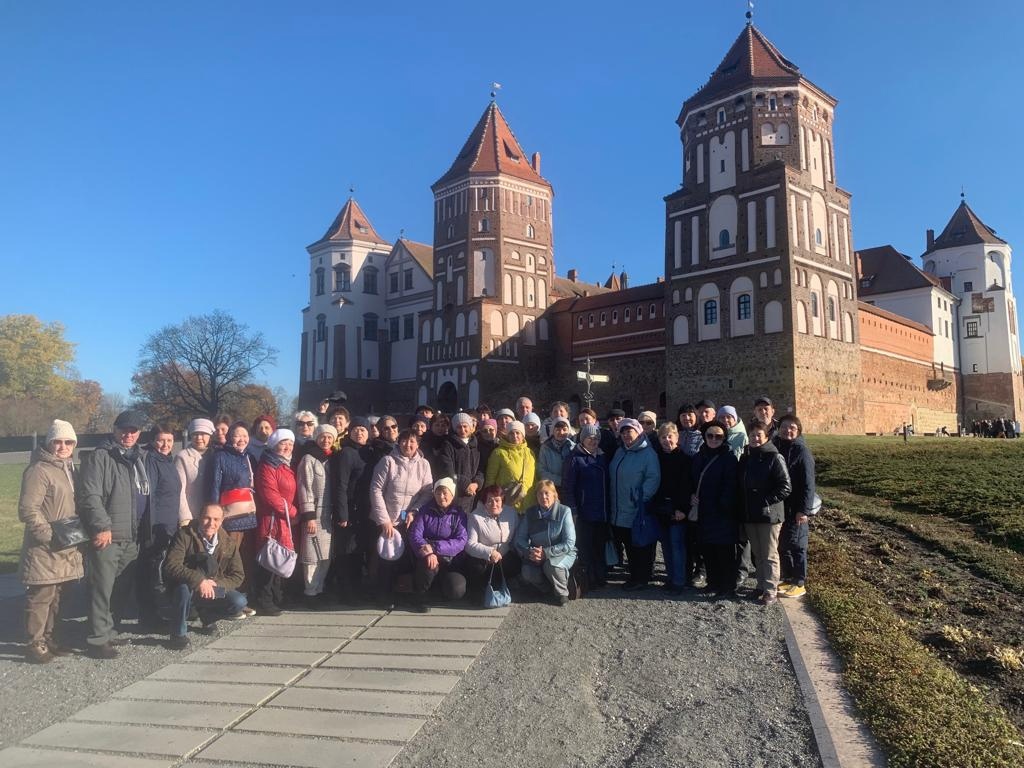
[{"xmin": 407, "ymin": 478, "xmax": 468, "ymax": 613}]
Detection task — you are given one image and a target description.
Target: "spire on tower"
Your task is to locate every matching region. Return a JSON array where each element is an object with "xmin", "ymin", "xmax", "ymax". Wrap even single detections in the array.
[{"xmin": 746, "ymin": 0, "xmax": 754, "ymax": 24}]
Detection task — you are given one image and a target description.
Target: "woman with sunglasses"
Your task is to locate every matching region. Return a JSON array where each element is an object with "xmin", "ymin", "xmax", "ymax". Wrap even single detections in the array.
[{"xmin": 690, "ymin": 420, "xmax": 740, "ymax": 598}]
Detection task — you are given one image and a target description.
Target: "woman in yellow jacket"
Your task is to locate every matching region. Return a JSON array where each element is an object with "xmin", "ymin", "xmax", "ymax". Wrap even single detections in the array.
[{"xmin": 485, "ymin": 421, "xmax": 536, "ymax": 514}]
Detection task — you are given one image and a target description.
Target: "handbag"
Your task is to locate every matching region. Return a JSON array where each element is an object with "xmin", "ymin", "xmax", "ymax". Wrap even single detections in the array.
[
  {"xmin": 257, "ymin": 506, "xmax": 297, "ymax": 578},
  {"xmin": 50, "ymin": 516, "xmax": 88, "ymax": 551},
  {"xmin": 689, "ymin": 455, "xmax": 720, "ymax": 522},
  {"xmin": 483, "ymin": 561, "xmax": 512, "ymax": 608},
  {"xmin": 630, "ymin": 495, "xmax": 661, "ymax": 548}
]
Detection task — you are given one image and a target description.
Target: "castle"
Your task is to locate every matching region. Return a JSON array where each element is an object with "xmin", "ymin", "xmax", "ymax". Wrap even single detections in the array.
[{"xmin": 299, "ymin": 21, "xmax": 1021, "ymax": 434}]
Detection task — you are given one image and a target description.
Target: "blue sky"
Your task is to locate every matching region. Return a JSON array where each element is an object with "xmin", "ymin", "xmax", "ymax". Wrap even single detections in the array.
[{"xmin": 2, "ymin": 1, "xmax": 1021, "ymax": 400}]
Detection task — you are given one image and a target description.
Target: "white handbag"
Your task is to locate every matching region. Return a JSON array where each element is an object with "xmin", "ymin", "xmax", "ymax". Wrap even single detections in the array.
[{"xmin": 256, "ymin": 505, "xmax": 297, "ymax": 579}]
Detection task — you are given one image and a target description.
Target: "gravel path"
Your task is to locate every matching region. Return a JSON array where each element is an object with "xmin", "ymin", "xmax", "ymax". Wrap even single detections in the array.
[{"xmin": 393, "ymin": 584, "xmax": 821, "ymax": 768}]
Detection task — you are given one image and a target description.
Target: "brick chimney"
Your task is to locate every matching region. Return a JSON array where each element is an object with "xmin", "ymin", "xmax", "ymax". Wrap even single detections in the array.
[
  {"xmin": 531, "ymin": 152, "xmax": 541, "ymax": 174},
  {"xmin": 926, "ymin": 229, "xmax": 934, "ymax": 250},
  {"xmin": 855, "ymin": 252, "xmax": 862, "ymax": 279},
  {"xmin": 567, "ymin": 268, "xmax": 578, "ymax": 283}
]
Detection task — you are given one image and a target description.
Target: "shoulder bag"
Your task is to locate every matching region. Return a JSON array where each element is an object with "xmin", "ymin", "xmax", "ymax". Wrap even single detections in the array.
[
  {"xmin": 483, "ymin": 561, "xmax": 512, "ymax": 608},
  {"xmin": 630, "ymin": 494, "xmax": 661, "ymax": 548},
  {"xmin": 257, "ymin": 503, "xmax": 297, "ymax": 579},
  {"xmin": 689, "ymin": 455, "xmax": 720, "ymax": 522},
  {"xmin": 50, "ymin": 516, "xmax": 89, "ymax": 551}
]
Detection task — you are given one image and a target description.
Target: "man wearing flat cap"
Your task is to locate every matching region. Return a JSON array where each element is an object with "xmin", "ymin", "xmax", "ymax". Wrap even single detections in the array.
[{"xmin": 77, "ymin": 409, "xmax": 151, "ymax": 658}]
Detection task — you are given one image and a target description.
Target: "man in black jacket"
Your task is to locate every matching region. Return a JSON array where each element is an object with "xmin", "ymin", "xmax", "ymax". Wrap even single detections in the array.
[{"xmin": 77, "ymin": 410, "xmax": 150, "ymax": 659}]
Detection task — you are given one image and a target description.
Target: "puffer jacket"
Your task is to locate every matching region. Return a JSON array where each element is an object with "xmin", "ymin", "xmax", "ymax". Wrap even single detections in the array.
[
  {"xmin": 464, "ymin": 503, "xmax": 520, "ymax": 560},
  {"xmin": 561, "ymin": 443, "xmax": 609, "ymax": 523},
  {"xmin": 515, "ymin": 501, "xmax": 576, "ymax": 568},
  {"xmin": 207, "ymin": 446, "xmax": 254, "ymax": 504},
  {"xmin": 330, "ymin": 438, "xmax": 369, "ymax": 527},
  {"xmin": 297, "ymin": 444, "xmax": 333, "ymax": 565},
  {"xmin": 18, "ymin": 448, "xmax": 84, "ymax": 585},
  {"xmin": 175, "ymin": 446, "xmax": 209, "ymax": 523},
  {"xmin": 608, "ymin": 435, "xmax": 661, "ymax": 529},
  {"xmin": 484, "ymin": 438, "xmax": 536, "ymax": 514},
  {"xmin": 369, "ymin": 446, "xmax": 434, "ymax": 526},
  {"xmin": 145, "ymin": 448, "xmax": 182, "ymax": 538},
  {"xmin": 438, "ymin": 433, "xmax": 483, "ymax": 504},
  {"xmin": 408, "ymin": 498, "xmax": 468, "ymax": 559},
  {"xmin": 538, "ymin": 436, "xmax": 575, "ymax": 487},
  {"xmin": 77, "ymin": 439, "xmax": 148, "ymax": 542},
  {"xmin": 738, "ymin": 442, "xmax": 792, "ymax": 524},
  {"xmin": 162, "ymin": 521, "xmax": 245, "ymax": 591},
  {"xmin": 255, "ymin": 450, "xmax": 297, "ymax": 550},
  {"xmin": 691, "ymin": 443, "xmax": 739, "ymax": 545},
  {"xmin": 773, "ymin": 435, "xmax": 817, "ymax": 522}
]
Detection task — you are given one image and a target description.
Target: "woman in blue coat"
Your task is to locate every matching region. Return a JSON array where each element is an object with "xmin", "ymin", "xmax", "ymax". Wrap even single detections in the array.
[
  {"xmin": 608, "ymin": 419, "xmax": 661, "ymax": 591},
  {"xmin": 561, "ymin": 424, "xmax": 609, "ymax": 588},
  {"xmin": 690, "ymin": 421, "xmax": 739, "ymax": 598},
  {"xmin": 515, "ymin": 481, "xmax": 576, "ymax": 606}
]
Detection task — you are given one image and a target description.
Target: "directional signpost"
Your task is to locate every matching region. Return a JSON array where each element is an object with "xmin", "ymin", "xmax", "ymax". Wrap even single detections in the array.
[{"xmin": 576, "ymin": 356, "xmax": 609, "ymax": 410}]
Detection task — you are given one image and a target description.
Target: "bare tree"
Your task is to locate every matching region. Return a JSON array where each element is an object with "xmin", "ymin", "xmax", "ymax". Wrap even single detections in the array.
[{"xmin": 132, "ymin": 311, "xmax": 278, "ymax": 420}]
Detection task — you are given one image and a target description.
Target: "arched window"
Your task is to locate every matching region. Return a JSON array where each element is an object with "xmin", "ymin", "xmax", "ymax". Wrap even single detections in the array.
[
  {"xmin": 764, "ymin": 301, "xmax": 783, "ymax": 333},
  {"xmin": 737, "ymin": 294, "xmax": 752, "ymax": 320},
  {"xmin": 673, "ymin": 315, "xmax": 689, "ymax": 345},
  {"xmin": 491, "ymin": 310, "xmax": 504, "ymax": 337},
  {"xmin": 468, "ymin": 310, "xmax": 479, "ymax": 335},
  {"xmin": 315, "ymin": 314, "xmax": 326, "ymax": 342},
  {"xmin": 810, "ymin": 292, "xmax": 819, "ymax": 318},
  {"xmin": 588, "ymin": 313, "xmax": 595, "ymax": 328},
  {"xmin": 526, "ymin": 224, "xmax": 535, "ymax": 238},
  {"xmin": 421, "ymin": 320, "xmax": 431, "ymax": 343},
  {"xmin": 729, "ymin": 275, "xmax": 755, "ymax": 337},
  {"xmin": 479, "ymin": 218, "xmax": 489, "ymax": 233},
  {"xmin": 455, "ymin": 313, "xmax": 466, "ymax": 338},
  {"xmin": 506, "ymin": 313, "xmax": 520, "ymax": 336},
  {"xmin": 636, "ymin": 305, "xmax": 644, "ymax": 320},
  {"xmin": 717, "ymin": 107, "xmax": 726, "ymax": 125},
  {"xmin": 447, "ymin": 223, "xmax": 454, "ymax": 239},
  {"xmin": 704, "ymin": 300, "xmax": 718, "ymax": 325},
  {"xmin": 315, "ymin": 268, "xmax": 325, "ymax": 296},
  {"xmin": 334, "ymin": 264, "xmax": 351, "ymax": 292},
  {"xmin": 624, "ymin": 308, "xmax": 631, "ymax": 323},
  {"xmin": 718, "ymin": 229, "xmax": 731, "ymax": 248},
  {"xmin": 649, "ymin": 303, "xmax": 657, "ymax": 318},
  {"xmin": 827, "ymin": 297, "xmax": 836, "ymax": 322},
  {"xmin": 577, "ymin": 316, "xmax": 584, "ymax": 330},
  {"xmin": 815, "ymin": 228, "xmax": 823, "ymax": 246}
]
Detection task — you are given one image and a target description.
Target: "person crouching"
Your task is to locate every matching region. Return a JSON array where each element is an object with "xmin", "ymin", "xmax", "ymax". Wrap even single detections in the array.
[{"xmin": 163, "ymin": 504, "xmax": 247, "ymax": 649}]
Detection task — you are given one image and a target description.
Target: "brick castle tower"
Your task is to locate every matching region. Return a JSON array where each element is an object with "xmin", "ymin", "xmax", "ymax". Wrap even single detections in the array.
[{"xmin": 663, "ymin": 21, "xmax": 863, "ymax": 433}]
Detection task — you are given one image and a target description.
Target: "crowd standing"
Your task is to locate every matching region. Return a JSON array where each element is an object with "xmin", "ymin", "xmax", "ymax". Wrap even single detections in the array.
[{"xmin": 16, "ymin": 392, "xmax": 818, "ymax": 663}]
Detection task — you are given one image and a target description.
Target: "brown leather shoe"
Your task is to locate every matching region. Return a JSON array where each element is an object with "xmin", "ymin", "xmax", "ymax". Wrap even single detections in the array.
[
  {"xmin": 759, "ymin": 591, "xmax": 779, "ymax": 607},
  {"xmin": 26, "ymin": 642, "xmax": 53, "ymax": 664},
  {"xmin": 45, "ymin": 639, "xmax": 71, "ymax": 656},
  {"xmin": 86, "ymin": 642, "xmax": 119, "ymax": 660}
]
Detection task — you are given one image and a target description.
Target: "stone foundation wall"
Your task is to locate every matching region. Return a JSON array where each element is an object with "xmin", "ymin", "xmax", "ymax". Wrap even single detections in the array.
[{"xmin": 860, "ymin": 350, "xmax": 959, "ymax": 434}]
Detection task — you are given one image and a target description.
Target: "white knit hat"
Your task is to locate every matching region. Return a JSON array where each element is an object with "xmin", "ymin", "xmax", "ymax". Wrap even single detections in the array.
[
  {"xmin": 433, "ymin": 477, "xmax": 457, "ymax": 495},
  {"xmin": 47, "ymin": 419, "xmax": 77, "ymax": 444},
  {"xmin": 507, "ymin": 420, "xmax": 526, "ymax": 436},
  {"xmin": 313, "ymin": 424, "xmax": 338, "ymax": 440},
  {"xmin": 187, "ymin": 418, "xmax": 215, "ymax": 436},
  {"xmin": 266, "ymin": 428, "xmax": 296, "ymax": 449}
]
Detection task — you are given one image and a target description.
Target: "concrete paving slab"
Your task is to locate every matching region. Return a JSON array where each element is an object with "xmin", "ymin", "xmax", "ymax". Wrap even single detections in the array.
[
  {"xmin": 0, "ymin": 747, "xmax": 173, "ymax": 767},
  {"xmin": 271, "ymin": 686, "xmax": 445, "ymax": 716},
  {"xmin": 113, "ymin": 680, "xmax": 280, "ymax": 706},
  {"xmin": 321, "ymin": 653, "xmax": 475, "ymax": 672},
  {"xmin": 298, "ymin": 668, "xmax": 460, "ymax": 694},
  {"xmin": 231, "ymin": 623, "xmax": 363, "ymax": 639},
  {"xmin": 236, "ymin": 707, "xmax": 424, "ymax": 742},
  {"xmin": 343, "ymin": 638, "xmax": 484, "ymax": 656},
  {"xmin": 194, "ymin": 732, "xmax": 401, "ymax": 768},
  {"xmin": 360, "ymin": 626, "xmax": 495, "ymax": 642},
  {"xmin": 376, "ymin": 613, "xmax": 504, "ymax": 629},
  {"xmin": 205, "ymin": 634, "xmax": 345, "ymax": 652},
  {"xmin": 185, "ymin": 648, "xmax": 328, "ymax": 666},
  {"xmin": 147, "ymin": 663, "xmax": 302, "ymax": 685},
  {"xmin": 255, "ymin": 613, "xmax": 380, "ymax": 626},
  {"xmin": 70, "ymin": 699, "xmax": 250, "ymax": 729},
  {"xmin": 409, "ymin": 605, "xmax": 510, "ymax": 617},
  {"xmin": 24, "ymin": 721, "xmax": 214, "ymax": 757}
]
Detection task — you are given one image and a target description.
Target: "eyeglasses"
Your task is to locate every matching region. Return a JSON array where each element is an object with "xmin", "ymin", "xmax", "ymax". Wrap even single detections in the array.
[
  {"xmin": 299, "ymin": 421, "xmax": 315, "ymax": 427},
  {"xmin": 52, "ymin": 440, "xmax": 76, "ymax": 446},
  {"xmin": 381, "ymin": 424, "xmax": 398, "ymax": 431},
  {"xmin": 705, "ymin": 432, "xmax": 725, "ymax": 440},
  {"xmin": 640, "ymin": 420, "xmax": 655, "ymax": 426}
]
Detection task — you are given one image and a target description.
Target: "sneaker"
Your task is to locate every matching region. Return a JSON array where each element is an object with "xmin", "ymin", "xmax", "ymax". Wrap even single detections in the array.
[
  {"xmin": 86, "ymin": 642, "xmax": 119, "ymax": 660},
  {"xmin": 241, "ymin": 606, "xmax": 257, "ymax": 617},
  {"xmin": 225, "ymin": 611, "xmax": 248, "ymax": 620},
  {"xmin": 168, "ymin": 634, "xmax": 190, "ymax": 650},
  {"xmin": 780, "ymin": 584, "xmax": 806, "ymax": 598},
  {"xmin": 777, "ymin": 581, "xmax": 794, "ymax": 593},
  {"xmin": 26, "ymin": 642, "xmax": 53, "ymax": 664}
]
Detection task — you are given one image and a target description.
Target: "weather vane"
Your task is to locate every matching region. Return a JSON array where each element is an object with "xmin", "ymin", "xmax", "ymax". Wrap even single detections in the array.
[
  {"xmin": 349, "ymin": 184, "xmax": 355, "ymax": 198},
  {"xmin": 746, "ymin": 0, "xmax": 754, "ymax": 23},
  {"xmin": 490, "ymin": 82, "xmax": 502, "ymax": 100}
]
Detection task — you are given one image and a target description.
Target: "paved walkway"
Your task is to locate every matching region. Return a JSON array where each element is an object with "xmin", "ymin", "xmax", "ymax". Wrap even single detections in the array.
[{"xmin": 0, "ymin": 605, "xmax": 509, "ymax": 768}]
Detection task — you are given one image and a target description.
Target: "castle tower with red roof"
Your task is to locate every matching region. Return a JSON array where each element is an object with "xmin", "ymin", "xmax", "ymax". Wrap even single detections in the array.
[
  {"xmin": 663, "ymin": 21, "xmax": 863, "ymax": 433},
  {"xmin": 419, "ymin": 100, "xmax": 556, "ymax": 410}
]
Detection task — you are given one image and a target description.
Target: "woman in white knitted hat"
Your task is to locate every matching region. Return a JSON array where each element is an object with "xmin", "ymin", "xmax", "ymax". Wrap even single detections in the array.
[
  {"xmin": 175, "ymin": 418, "xmax": 215, "ymax": 525},
  {"xmin": 297, "ymin": 424, "xmax": 337, "ymax": 608},
  {"xmin": 18, "ymin": 419, "xmax": 84, "ymax": 663}
]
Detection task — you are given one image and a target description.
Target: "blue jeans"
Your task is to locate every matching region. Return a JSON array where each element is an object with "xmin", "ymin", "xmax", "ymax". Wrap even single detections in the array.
[
  {"xmin": 170, "ymin": 583, "xmax": 247, "ymax": 637},
  {"xmin": 660, "ymin": 523, "xmax": 687, "ymax": 588}
]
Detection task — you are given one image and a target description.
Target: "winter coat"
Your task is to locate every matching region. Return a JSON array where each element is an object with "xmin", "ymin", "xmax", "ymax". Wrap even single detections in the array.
[
  {"xmin": 255, "ymin": 450, "xmax": 297, "ymax": 550},
  {"xmin": 407, "ymin": 499, "xmax": 468, "ymax": 560},
  {"xmin": 330, "ymin": 438, "xmax": 369, "ymax": 527},
  {"xmin": 464, "ymin": 503, "xmax": 520, "ymax": 560},
  {"xmin": 175, "ymin": 446, "xmax": 209, "ymax": 523},
  {"xmin": 538, "ymin": 436, "xmax": 575, "ymax": 487},
  {"xmin": 297, "ymin": 445, "xmax": 333, "ymax": 565},
  {"xmin": 420, "ymin": 431, "xmax": 448, "ymax": 480},
  {"xmin": 561, "ymin": 444, "xmax": 609, "ymax": 524},
  {"xmin": 207, "ymin": 446, "xmax": 254, "ymax": 505},
  {"xmin": 484, "ymin": 438, "xmax": 536, "ymax": 514},
  {"xmin": 608, "ymin": 435, "xmax": 661, "ymax": 529},
  {"xmin": 145, "ymin": 448, "xmax": 182, "ymax": 538},
  {"xmin": 162, "ymin": 521, "xmax": 244, "ymax": 592},
  {"xmin": 773, "ymin": 436, "xmax": 817, "ymax": 522},
  {"xmin": 77, "ymin": 439, "xmax": 149, "ymax": 542},
  {"xmin": 438, "ymin": 433, "xmax": 484, "ymax": 505},
  {"xmin": 725, "ymin": 419, "xmax": 748, "ymax": 459},
  {"xmin": 18, "ymin": 448, "xmax": 84, "ymax": 586},
  {"xmin": 653, "ymin": 446, "xmax": 692, "ymax": 525},
  {"xmin": 598, "ymin": 428, "xmax": 620, "ymax": 459},
  {"xmin": 515, "ymin": 501, "xmax": 576, "ymax": 569},
  {"xmin": 369, "ymin": 446, "xmax": 434, "ymax": 526},
  {"xmin": 691, "ymin": 444, "xmax": 739, "ymax": 545},
  {"xmin": 477, "ymin": 436, "xmax": 498, "ymax": 478},
  {"xmin": 738, "ymin": 442, "xmax": 792, "ymax": 525},
  {"xmin": 679, "ymin": 427, "xmax": 703, "ymax": 457}
]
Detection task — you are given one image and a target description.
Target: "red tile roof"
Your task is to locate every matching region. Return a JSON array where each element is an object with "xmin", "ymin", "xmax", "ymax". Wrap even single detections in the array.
[
  {"xmin": 397, "ymin": 238, "xmax": 434, "ymax": 277},
  {"xmin": 549, "ymin": 282, "xmax": 664, "ymax": 314},
  {"xmin": 679, "ymin": 24, "xmax": 809, "ymax": 122},
  {"xmin": 311, "ymin": 197, "xmax": 389, "ymax": 247},
  {"xmin": 551, "ymin": 276, "xmax": 613, "ymax": 300},
  {"xmin": 924, "ymin": 200, "xmax": 1006, "ymax": 256},
  {"xmin": 856, "ymin": 245, "xmax": 946, "ymax": 296},
  {"xmin": 433, "ymin": 101, "xmax": 550, "ymax": 189}
]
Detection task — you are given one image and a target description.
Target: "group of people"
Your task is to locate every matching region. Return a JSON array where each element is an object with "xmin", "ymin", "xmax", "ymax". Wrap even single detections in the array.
[
  {"xmin": 969, "ymin": 418, "xmax": 1020, "ymax": 438},
  {"xmin": 16, "ymin": 393, "xmax": 817, "ymax": 664}
]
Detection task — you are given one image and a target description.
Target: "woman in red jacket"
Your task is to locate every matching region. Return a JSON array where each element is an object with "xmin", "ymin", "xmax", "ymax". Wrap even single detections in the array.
[{"xmin": 251, "ymin": 429, "xmax": 297, "ymax": 615}]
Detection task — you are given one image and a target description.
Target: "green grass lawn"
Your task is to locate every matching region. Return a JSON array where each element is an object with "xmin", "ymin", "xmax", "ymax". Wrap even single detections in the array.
[{"xmin": 0, "ymin": 464, "xmax": 26, "ymax": 574}]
